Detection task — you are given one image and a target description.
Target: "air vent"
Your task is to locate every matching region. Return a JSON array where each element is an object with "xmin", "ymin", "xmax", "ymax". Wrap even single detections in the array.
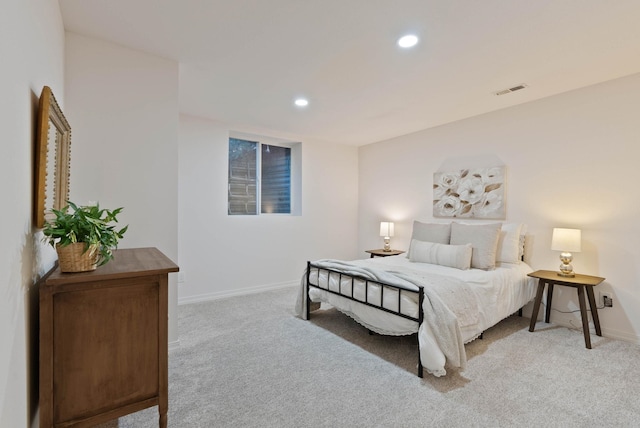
[{"xmin": 494, "ymin": 84, "xmax": 528, "ymax": 96}]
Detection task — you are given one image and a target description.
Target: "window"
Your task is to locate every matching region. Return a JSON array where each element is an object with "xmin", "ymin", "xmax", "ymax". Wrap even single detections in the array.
[
  {"xmin": 228, "ymin": 138, "xmax": 257, "ymax": 215},
  {"xmin": 260, "ymin": 144, "xmax": 291, "ymax": 214},
  {"xmin": 228, "ymin": 136, "xmax": 299, "ymax": 215}
]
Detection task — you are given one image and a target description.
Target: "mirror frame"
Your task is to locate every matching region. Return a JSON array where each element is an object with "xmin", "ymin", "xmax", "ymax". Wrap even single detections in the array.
[{"xmin": 34, "ymin": 86, "xmax": 71, "ymax": 228}]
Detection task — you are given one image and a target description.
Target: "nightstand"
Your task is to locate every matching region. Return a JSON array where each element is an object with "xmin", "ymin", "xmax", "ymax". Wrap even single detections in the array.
[
  {"xmin": 365, "ymin": 249, "xmax": 405, "ymax": 258},
  {"xmin": 527, "ymin": 269, "xmax": 605, "ymax": 349}
]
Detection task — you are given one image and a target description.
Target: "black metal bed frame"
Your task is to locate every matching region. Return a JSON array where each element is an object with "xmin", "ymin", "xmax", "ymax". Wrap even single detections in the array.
[{"xmin": 305, "ymin": 261, "xmax": 425, "ymax": 378}]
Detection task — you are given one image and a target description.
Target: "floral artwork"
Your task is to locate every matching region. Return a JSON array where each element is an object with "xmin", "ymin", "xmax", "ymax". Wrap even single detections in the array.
[{"xmin": 433, "ymin": 166, "xmax": 505, "ymax": 219}]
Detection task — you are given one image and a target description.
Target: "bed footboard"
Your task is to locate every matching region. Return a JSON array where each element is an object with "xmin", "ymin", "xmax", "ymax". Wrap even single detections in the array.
[{"xmin": 305, "ymin": 261, "xmax": 425, "ymax": 378}]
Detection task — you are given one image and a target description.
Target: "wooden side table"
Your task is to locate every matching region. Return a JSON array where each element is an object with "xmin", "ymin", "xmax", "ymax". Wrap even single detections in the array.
[
  {"xmin": 527, "ymin": 269, "xmax": 605, "ymax": 349},
  {"xmin": 365, "ymin": 249, "xmax": 405, "ymax": 258}
]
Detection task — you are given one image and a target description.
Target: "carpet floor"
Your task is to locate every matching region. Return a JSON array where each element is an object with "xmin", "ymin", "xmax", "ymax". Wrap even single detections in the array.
[{"xmin": 101, "ymin": 286, "xmax": 640, "ymax": 427}]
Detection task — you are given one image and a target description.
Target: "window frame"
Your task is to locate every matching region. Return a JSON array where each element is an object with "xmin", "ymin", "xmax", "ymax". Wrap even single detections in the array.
[{"xmin": 228, "ymin": 133, "xmax": 301, "ymax": 216}]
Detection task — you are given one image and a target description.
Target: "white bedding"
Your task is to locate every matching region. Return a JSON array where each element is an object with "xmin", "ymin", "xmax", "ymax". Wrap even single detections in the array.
[{"xmin": 295, "ymin": 255, "xmax": 537, "ymax": 377}]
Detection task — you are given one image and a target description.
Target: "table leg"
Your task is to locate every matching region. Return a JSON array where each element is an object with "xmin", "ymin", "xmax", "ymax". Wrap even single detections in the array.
[
  {"xmin": 586, "ymin": 286, "xmax": 602, "ymax": 336},
  {"xmin": 545, "ymin": 282, "xmax": 554, "ymax": 323},
  {"xmin": 577, "ymin": 285, "xmax": 592, "ymax": 349},
  {"xmin": 529, "ymin": 279, "xmax": 546, "ymax": 332}
]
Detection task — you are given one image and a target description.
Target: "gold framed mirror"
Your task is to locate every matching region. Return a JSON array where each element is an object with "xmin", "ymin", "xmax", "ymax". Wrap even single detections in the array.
[{"xmin": 34, "ymin": 86, "xmax": 71, "ymax": 228}]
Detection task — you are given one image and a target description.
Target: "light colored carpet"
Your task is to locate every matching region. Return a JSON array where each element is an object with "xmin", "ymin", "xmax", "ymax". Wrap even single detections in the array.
[{"xmin": 102, "ymin": 286, "xmax": 640, "ymax": 427}]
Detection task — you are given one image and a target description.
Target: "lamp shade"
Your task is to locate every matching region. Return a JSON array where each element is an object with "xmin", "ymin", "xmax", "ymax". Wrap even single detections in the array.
[
  {"xmin": 551, "ymin": 228, "xmax": 581, "ymax": 252},
  {"xmin": 379, "ymin": 222, "xmax": 395, "ymax": 237}
]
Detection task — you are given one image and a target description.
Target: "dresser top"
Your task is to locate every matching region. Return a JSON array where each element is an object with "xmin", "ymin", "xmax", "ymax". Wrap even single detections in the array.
[{"xmin": 45, "ymin": 247, "xmax": 179, "ymax": 286}]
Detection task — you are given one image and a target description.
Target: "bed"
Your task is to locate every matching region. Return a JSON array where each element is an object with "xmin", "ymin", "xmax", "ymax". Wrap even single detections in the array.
[{"xmin": 294, "ymin": 221, "xmax": 537, "ymax": 377}]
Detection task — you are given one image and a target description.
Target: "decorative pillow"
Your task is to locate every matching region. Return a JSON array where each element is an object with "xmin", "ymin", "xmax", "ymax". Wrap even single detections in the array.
[
  {"xmin": 518, "ymin": 224, "xmax": 528, "ymax": 261},
  {"xmin": 407, "ymin": 221, "xmax": 451, "ymax": 258},
  {"xmin": 450, "ymin": 222, "xmax": 502, "ymax": 270},
  {"xmin": 496, "ymin": 223, "xmax": 524, "ymax": 264},
  {"xmin": 409, "ymin": 240, "xmax": 472, "ymax": 270}
]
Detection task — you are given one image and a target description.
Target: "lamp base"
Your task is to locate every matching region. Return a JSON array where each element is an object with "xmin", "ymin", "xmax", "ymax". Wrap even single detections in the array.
[
  {"xmin": 558, "ymin": 252, "xmax": 575, "ymax": 278},
  {"xmin": 557, "ymin": 272, "xmax": 575, "ymax": 278},
  {"xmin": 383, "ymin": 237, "xmax": 391, "ymax": 252}
]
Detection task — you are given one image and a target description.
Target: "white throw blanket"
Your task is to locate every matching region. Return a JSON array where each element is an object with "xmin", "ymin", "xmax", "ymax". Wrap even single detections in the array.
[{"xmin": 295, "ymin": 259, "xmax": 471, "ymax": 375}]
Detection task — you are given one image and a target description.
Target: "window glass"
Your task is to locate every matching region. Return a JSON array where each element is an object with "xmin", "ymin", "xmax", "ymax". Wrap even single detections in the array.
[
  {"xmin": 228, "ymin": 138, "xmax": 257, "ymax": 215},
  {"xmin": 261, "ymin": 145, "xmax": 291, "ymax": 214}
]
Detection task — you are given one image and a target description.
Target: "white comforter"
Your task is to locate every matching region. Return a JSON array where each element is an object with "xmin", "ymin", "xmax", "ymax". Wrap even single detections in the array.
[{"xmin": 295, "ymin": 255, "xmax": 537, "ymax": 377}]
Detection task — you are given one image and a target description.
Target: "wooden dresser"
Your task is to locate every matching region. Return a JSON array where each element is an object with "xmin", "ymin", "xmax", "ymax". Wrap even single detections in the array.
[{"xmin": 39, "ymin": 247, "xmax": 179, "ymax": 428}]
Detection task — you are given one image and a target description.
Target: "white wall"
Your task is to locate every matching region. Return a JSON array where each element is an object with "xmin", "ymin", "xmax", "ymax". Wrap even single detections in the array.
[
  {"xmin": 178, "ymin": 115, "xmax": 359, "ymax": 303},
  {"xmin": 0, "ymin": 1, "xmax": 65, "ymax": 426},
  {"xmin": 359, "ymin": 72, "xmax": 640, "ymax": 343},
  {"xmin": 64, "ymin": 33, "xmax": 180, "ymax": 342},
  {"xmin": 3, "ymin": 7, "xmax": 634, "ymax": 425}
]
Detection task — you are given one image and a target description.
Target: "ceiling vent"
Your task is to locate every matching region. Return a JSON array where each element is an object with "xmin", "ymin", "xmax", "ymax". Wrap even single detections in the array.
[{"xmin": 494, "ymin": 84, "xmax": 528, "ymax": 96}]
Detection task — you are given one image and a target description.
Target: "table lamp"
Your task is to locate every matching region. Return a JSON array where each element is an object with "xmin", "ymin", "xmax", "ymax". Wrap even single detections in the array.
[
  {"xmin": 379, "ymin": 222, "xmax": 394, "ymax": 252},
  {"xmin": 551, "ymin": 228, "xmax": 581, "ymax": 277}
]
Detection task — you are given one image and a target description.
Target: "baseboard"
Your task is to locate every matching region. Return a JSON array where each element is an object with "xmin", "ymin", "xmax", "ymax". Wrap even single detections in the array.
[
  {"xmin": 548, "ymin": 312, "xmax": 640, "ymax": 345},
  {"xmin": 178, "ymin": 280, "xmax": 299, "ymax": 305}
]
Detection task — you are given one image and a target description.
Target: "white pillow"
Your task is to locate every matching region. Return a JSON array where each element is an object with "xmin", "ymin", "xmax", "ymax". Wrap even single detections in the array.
[
  {"xmin": 409, "ymin": 239, "xmax": 472, "ymax": 270},
  {"xmin": 496, "ymin": 223, "xmax": 524, "ymax": 264},
  {"xmin": 519, "ymin": 224, "xmax": 528, "ymax": 261},
  {"xmin": 411, "ymin": 221, "xmax": 451, "ymax": 243},
  {"xmin": 407, "ymin": 221, "xmax": 451, "ymax": 258},
  {"xmin": 450, "ymin": 222, "xmax": 502, "ymax": 270}
]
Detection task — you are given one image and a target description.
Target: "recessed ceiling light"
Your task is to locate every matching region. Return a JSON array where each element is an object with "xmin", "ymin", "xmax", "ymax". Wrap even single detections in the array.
[
  {"xmin": 294, "ymin": 98, "xmax": 309, "ymax": 107},
  {"xmin": 398, "ymin": 34, "xmax": 419, "ymax": 48}
]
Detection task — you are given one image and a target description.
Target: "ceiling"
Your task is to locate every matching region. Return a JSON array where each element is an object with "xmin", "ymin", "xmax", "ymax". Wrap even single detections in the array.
[{"xmin": 59, "ymin": 0, "xmax": 640, "ymax": 146}]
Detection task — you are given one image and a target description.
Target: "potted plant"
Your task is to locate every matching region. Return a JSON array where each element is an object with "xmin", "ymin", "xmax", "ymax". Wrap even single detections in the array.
[{"xmin": 42, "ymin": 201, "xmax": 128, "ymax": 272}]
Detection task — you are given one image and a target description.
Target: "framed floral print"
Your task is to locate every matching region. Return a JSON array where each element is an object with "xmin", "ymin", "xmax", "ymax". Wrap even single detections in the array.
[{"xmin": 433, "ymin": 166, "xmax": 505, "ymax": 219}]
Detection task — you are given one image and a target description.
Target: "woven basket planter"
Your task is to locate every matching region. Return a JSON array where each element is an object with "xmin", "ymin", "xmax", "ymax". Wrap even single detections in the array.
[{"xmin": 56, "ymin": 242, "xmax": 99, "ymax": 273}]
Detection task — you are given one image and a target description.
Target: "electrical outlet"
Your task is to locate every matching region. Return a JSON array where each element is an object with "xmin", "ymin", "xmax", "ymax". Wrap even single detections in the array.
[
  {"xmin": 600, "ymin": 292, "xmax": 613, "ymax": 308},
  {"xmin": 604, "ymin": 295, "xmax": 613, "ymax": 307}
]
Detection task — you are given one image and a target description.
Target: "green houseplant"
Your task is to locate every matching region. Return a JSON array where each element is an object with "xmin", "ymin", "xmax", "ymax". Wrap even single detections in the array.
[{"xmin": 42, "ymin": 201, "xmax": 128, "ymax": 272}]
